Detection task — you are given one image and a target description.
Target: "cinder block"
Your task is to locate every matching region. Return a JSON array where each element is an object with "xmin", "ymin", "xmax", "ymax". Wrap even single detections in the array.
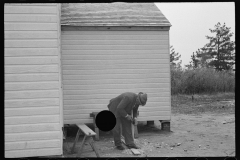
[{"xmin": 161, "ymin": 121, "xmax": 170, "ymax": 131}]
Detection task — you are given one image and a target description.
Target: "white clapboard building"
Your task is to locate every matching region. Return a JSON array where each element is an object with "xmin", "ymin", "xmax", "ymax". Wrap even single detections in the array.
[{"xmin": 4, "ymin": 3, "xmax": 171, "ymax": 158}]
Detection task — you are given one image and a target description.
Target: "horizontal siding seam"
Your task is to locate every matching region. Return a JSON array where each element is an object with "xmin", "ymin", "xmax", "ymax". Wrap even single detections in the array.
[
  {"xmin": 5, "ymin": 139, "xmax": 61, "ymax": 145},
  {"xmin": 5, "ymin": 47, "xmax": 58, "ymax": 49},
  {"xmin": 5, "ymin": 30, "xmax": 58, "ymax": 32},
  {"xmin": 62, "ymin": 88, "xmax": 170, "ymax": 91},
  {"xmin": 4, "ymin": 65, "xmax": 59, "ymax": 67},
  {"xmin": 5, "ymin": 71, "xmax": 58, "ymax": 75},
  {"xmin": 5, "ymin": 89, "xmax": 60, "ymax": 93},
  {"xmin": 61, "ymin": 55, "xmax": 168, "ymax": 57},
  {"xmin": 5, "ymin": 98, "xmax": 60, "ymax": 101},
  {"xmin": 62, "ymin": 58, "xmax": 169, "ymax": 61},
  {"xmin": 5, "ymin": 89, "xmax": 59, "ymax": 92},
  {"xmin": 4, "ymin": 122, "xmax": 59, "ymax": 126},
  {"xmin": 5, "ymin": 122, "xmax": 60, "ymax": 126},
  {"xmin": 5, "ymin": 114, "xmax": 59, "ymax": 118},
  {"xmin": 61, "ymin": 49, "xmax": 166, "ymax": 51},
  {"xmin": 5, "ymin": 107, "xmax": 59, "ymax": 111},
  {"xmin": 5, "ymin": 147, "xmax": 61, "ymax": 152},
  {"xmin": 5, "ymin": 131, "xmax": 60, "ymax": 135},
  {"xmin": 4, "ymin": 13, "xmax": 57, "ymax": 15},
  {"xmin": 5, "ymin": 81, "xmax": 59, "ymax": 84},
  {"xmin": 4, "ymin": 55, "xmax": 59, "ymax": 58},
  {"xmin": 63, "ymin": 92, "xmax": 170, "ymax": 95},
  {"xmin": 5, "ymin": 106, "xmax": 60, "ymax": 110},
  {"xmin": 4, "ymin": 98, "xmax": 59, "ymax": 101},
  {"xmin": 62, "ymin": 44, "xmax": 167, "ymax": 46},
  {"xmin": 5, "ymin": 55, "xmax": 58, "ymax": 58},
  {"xmin": 5, "ymin": 39, "xmax": 58, "ymax": 40},
  {"xmin": 4, "ymin": 21, "xmax": 57, "ymax": 24},
  {"xmin": 62, "ymin": 80, "xmax": 169, "ymax": 83},
  {"xmin": 5, "ymin": 40, "xmax": 58, "ymax": 42},
  {"xmin": 63, "ymin": 83, "xmax": 169, "ymax": 85},
  {"xmin": 61, "ymin": 34, "xmax": 169, "ymax": 36},
  {"xmin": 63, "ymin": 98, "xmax": 169, "ymax": 101},
  {"xmin": 5, "ymin": 80, "xmax": 59, "ymax": 83},
  {"xmin": 62, "ymin": 71, "xmax": 169, "ymax": 73},
  {"xmin": 63, "ymin": 78, "xmax": 169, "ymax": 81},
  {"xmin": 5, "ymin": 73, "xmax": 59, "ymax": 75},
  {"xmin": 61, "ymin": 49, "xmax": 168, "ymax": 51}
]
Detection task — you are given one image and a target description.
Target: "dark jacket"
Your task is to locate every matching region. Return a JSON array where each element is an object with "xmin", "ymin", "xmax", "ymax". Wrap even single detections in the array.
[{"xmin": 107, "ymin": 92, "xmax": 139, "ymax": 118}]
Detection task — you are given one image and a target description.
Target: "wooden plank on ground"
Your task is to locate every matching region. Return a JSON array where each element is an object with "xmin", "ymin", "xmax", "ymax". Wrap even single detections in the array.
[
  {"xmin": 130, "ymin": 148, "xmax": 141, "ymax": 155},
  {"xmin": 121, "ymin": 136, "xmax": 141, "ymax": 155}
]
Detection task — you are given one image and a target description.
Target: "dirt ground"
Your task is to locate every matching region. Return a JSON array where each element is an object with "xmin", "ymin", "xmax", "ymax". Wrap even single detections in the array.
[{"xmin": 62, "ymin": 93, "xmax": 235, "ymax": 158}]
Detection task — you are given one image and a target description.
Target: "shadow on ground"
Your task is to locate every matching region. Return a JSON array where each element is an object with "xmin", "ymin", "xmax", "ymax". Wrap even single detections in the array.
[{"xmin": 63, "ymin": 121, "xmax": 172, "ymax": 158}]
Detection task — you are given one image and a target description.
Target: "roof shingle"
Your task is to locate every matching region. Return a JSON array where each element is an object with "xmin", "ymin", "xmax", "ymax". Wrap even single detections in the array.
[{"xmin": 61, "ymin": 3, "xmax": 171, "ymax": 27}]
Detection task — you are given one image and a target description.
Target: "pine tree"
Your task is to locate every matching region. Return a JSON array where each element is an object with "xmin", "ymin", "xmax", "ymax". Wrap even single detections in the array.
[
  {"xmin": 187, "ymin": 49, "xmax": 206, "ymax": 69},
  {"xmin": 203, "ymin": 22, "xmax": 235, "ymax": 71},
  {"xmin": 191, "ymin": 52, "xmax": 200, "ymax": 68},
  {"xmin": 170, "ymin": 45, "xmax": 182, "ymax": 69}
]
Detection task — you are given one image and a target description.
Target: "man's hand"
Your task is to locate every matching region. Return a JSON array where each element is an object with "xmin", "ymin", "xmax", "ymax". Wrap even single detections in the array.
[
  {"xmin": 133, "ymin": 118, "xmax": 138, "ymax": 125},
  {"xmin": 125, "ymin": 115, "xmax": 133, "ymax": 121}
]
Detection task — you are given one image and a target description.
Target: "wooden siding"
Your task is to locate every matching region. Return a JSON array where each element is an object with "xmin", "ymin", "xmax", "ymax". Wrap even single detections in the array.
[
  {"xmin": 61, "ymin": 30, "xmax": 171, "ymax": 124},
  {"xmin": 4, "ymin": 4, "xmax": 62, "ymax": 158}
]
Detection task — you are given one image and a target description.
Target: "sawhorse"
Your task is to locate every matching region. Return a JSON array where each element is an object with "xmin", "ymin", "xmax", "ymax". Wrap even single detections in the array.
[{"xmin": 71, "ymin": 124, "xmax": 100, "ymax": 157}]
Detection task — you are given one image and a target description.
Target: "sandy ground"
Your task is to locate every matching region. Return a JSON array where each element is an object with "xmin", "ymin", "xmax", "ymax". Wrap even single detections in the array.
[{"xmin": 63, "ymin": 110, "xmax": 235, "ymax": 157}]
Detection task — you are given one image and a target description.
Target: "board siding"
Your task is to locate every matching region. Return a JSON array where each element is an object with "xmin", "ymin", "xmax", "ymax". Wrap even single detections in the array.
[
  {"xmin": 5, "ymin": 139, "xmax": 61, "ymax": 151},
  {"xmin": 4, "ymin": 4, "xmax": 62, "ymax": 158},
  {"xmin": 5, "ymin": 148, "xmax": 62, "ymax": 158},
  {"xmin": 61, "ymin": 29, "xmax": 171, "ymax": 124}
]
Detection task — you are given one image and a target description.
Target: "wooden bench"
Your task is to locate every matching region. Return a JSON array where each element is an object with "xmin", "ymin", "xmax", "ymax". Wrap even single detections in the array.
[
  {"xmin": 90, "ymin": 111, "xmax": 139, "ymax": 141},
  {"xmin": 71, "ymin": 124, "xmax": 100, "ymax": 157}
]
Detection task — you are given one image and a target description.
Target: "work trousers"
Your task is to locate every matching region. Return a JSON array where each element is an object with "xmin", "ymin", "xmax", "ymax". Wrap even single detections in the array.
[{"xmin": 112, "ymin": 117, "xmax": 134, "ymax": 147}]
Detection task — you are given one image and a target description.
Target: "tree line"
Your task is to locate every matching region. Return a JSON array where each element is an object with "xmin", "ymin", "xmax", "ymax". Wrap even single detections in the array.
[{"xmin": 170, "ymin": 22, "xmax": 235, "ymax": 95}]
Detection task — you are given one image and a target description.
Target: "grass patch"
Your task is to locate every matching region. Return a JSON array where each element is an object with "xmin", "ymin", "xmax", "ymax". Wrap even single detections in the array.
[
  {"xmin": 171, "ymin": 68, "xmax": 235, "ymax": 94},
  {"xmin": 171, "ymin": 92, "xmax": 235, "ymax": 114}
]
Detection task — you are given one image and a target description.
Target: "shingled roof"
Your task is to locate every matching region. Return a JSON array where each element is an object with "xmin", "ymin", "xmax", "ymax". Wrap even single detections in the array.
[{"xmin": 61, "ymin": 3, "xmax": 171, "ymax": 27}]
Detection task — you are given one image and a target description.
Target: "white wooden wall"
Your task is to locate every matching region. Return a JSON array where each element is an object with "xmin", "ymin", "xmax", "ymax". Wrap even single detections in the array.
[
  {"xmin": 4, "ymin": 4, "xmax": 62, "ymax": 158},
  {"xmin": 61, "ymin": 29, "xmax": 171, "ymax": 124}
]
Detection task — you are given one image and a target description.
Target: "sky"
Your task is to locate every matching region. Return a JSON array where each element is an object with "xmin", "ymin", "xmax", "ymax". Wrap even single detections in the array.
[{"xmin": 155, "ymin": 2, "xmax": 235, "ymax": 67}]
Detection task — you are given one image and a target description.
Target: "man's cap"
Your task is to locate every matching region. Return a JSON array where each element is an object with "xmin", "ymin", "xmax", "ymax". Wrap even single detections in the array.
[{"xmin": 138, "ymin": 92, "xmax": 147, "ymax": 106}]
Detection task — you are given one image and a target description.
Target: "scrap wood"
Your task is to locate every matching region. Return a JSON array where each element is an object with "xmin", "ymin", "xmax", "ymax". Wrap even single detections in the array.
[
  {"xmin": 121, "ymin": 136, "xmax": 141, "ymax": 155},
  {"xmin": 122, "ymin": 149, "xmax": 132, "ymax": 155},
  {"xmin": 130, "ymin": 148, "xmax": 141, "ymax": 155}
]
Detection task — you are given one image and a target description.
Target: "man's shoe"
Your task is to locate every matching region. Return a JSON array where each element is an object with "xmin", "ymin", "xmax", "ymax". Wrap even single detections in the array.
[
  {"xmin": 126, "ymin": 144, "xmax": 140, "ymax": 149},
  {"xmin": 116, "ymin": 145, "xmax": 125, "ymax": 150}
]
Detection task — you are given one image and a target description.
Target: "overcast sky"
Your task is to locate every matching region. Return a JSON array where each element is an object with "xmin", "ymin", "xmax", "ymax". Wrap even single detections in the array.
[{"xmin": 155, "ymin": 2, "xmax": 235, "ymax": 67}]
